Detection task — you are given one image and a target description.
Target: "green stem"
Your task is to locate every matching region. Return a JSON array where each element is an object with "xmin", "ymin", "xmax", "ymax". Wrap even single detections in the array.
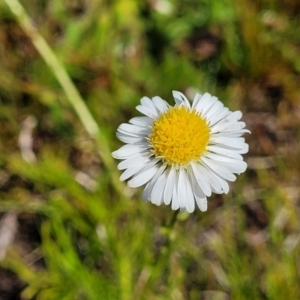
[
  {"xmin": 149, "ymin": 210, "xmax": 179, "ymax": 283},
  {"xmin": 4, "ymin": 0, "xmax": 126, "ymax": 196}
]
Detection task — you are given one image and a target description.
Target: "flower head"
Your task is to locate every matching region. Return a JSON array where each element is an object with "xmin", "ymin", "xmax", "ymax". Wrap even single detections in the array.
[{"xmin": 112, "ymin": 91, "xmax": 249, "ymax": 213}]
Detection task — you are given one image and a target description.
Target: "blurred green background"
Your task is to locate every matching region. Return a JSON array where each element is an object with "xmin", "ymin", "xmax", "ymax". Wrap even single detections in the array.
[{"xmin": 0, "ymin": 0, "xmax": 300, "ymax": 299}]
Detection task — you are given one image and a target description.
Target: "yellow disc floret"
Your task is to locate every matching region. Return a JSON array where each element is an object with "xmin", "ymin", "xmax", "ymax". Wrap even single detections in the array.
[{"xmin": 149, "ymin": 105, "xmax": 210, "ymax": 166}]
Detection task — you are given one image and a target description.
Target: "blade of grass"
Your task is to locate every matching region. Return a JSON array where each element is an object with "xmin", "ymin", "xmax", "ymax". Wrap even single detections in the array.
[{"xmin": 4, "ymin": 0, "xmax": 126, "ymax": 196}]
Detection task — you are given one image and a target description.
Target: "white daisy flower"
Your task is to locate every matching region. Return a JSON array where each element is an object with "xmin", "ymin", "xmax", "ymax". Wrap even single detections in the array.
[{"xmin": 112, "ymin": 91, "xmax": 250, "ymax": 213}]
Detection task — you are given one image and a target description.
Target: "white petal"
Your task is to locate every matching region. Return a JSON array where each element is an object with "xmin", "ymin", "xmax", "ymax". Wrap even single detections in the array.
[
  {"xmin": 197, "ymin": 164, "xmax": 223, "ymax": 194},
  {"xmin": 128, "ymin": 164, "xmax": 159, "ymax": 188},
  {"xmin": 141, "ymin": 96, "xmax": 157, "ymax": 112},
  {"xmin": 210, "ymin": 143, "xmax": 249, "ymax": 154},
  {"xmin": 163, "ymin": 168, "xmax": 176, "ymax": 205},
  {"xmin": 136, "ymin": 105, "xmax": 158, "ymax": 118},
  {"xmin": 205, "ymin": 153, "xmax": 246, "ymax": 167},
  {"xmin": 210, "ymin": 136, "xmax": 246, "ymax": 149},
  {"xmin": 211, "ymin": 122, "xmax": 247, "ymax": 134},
  {"xmin": 217, "ymin": 110, "xmax": 242, "ymax": 124},
  {"xmin": 191, "ymin": 162, "xmax": 212, "ymax": 196},
  {"xmin": 152, "ymin": 96, "xmax": 169, "ymax": 113},
  {"xmin": 204, "ymin": 152, "xmax": 243, "ymax": 163},
  {"xmin": 117, "ymin": 152, "xmax": 150, "ymax": 170},
  {"xmin": 191, "ymin": 93, "xmax": 202, "ymax": 109},
  {"xmin": 142, "ymin": 164, "xmax": 167, "ymax": 200},
  {"xmin": 185, "ymin": 174, "xmax": 195, "ymax": 213},
  {"xmin": 150, "ymin": 171, "xmax": 168, "ymax": 206},
  {"xmin": 200, "ymin": 164, "xmax": 230, "ymax": 194},
  {"xmin": 237, "ymin": 143, "xmax": 249, "ymax": 154},
  {"xmin": 212, "ymin": 130, "xmax": 250, "ymax": 138},
  {"xmin": 217, "ymin": 160, "xmax": 248, "ymax": 174},
  {"xmin": 195, "ymin": 93, "xmax": 212, "ymax": 115},
  {"xmin": 213, "ymin": 173, "xmax": 230, "ymax": 194},
  {"xmin": 129, "ymin": 116, "xmax": 153, "ymax": 127},
  {"xmin": 188, "ymin": 168, "xmax": 206, "ymax": 198},
  {"xmin": 204, "ymin": 153, "xmax": 248, "ymax": 176},
  {"xmin": 208, "ymin": 107, "xmax": 230, "ymax": 126},
  {"xmin": 120, "ymin": 158, "xmax": 159, "ymax": 181},
  {"xmin": 120, "ymin": 162, "xmax": 146, "ymax": 181},
  {"xmin": 201, "ymin": 157, "xmax": 236, "ymax": 182},
  {"xmin": 195, "ymin": 196, "xmax": 207, "ymax": 211},
  {"xmin": 206, "ymin": 145, "xmax": 243, "ymax": 160},
  {"xmin": 116, "ymin": 132, "xmax": 144, "ymax": 144},
  {"xmin": 178, "ymin": 169, "xmax": 188, "ymax": 208},
  {"xmin": 142, "ymin": 182, "xmax": 151, "ymax": 201},
  {"xmin": 120, "ymin": 162, "xmax": 147, "ymax": 181},
  {"xmin": 171, "ymin": 175, "xmax": 180, "ymax": 210},
  {"xmin": 200, "ymin": 96, "xmax": 219, "ymax": 117},
  {"xmin": 204, "ymin": 101, "xmax": 224, "ymax": 123},
  {"xmin": 112, "ymin": 143, "xmax": 149, "ymax": 159},
  {"xmin": 118, "ymin": 123, "xmax": 150, "ymax": 137},
  {"xmin": 172, "ymin": 91, "xmax": 191, "ymax": 108}
]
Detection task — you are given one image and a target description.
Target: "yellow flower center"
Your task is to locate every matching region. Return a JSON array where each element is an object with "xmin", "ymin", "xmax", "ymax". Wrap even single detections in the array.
[{"xmin": 149, "ymin": 105, "xmax": 210, "ymax": 166}]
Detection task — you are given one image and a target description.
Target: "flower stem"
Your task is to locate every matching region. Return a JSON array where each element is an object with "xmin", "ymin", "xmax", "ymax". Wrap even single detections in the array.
[
  {"xmin": 4, "ymin": 0, "xmax": 126, "ymax": 196},
  {"xmin": 148, "ymin": 210, "xmax": 179, "ymax": 285}
]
